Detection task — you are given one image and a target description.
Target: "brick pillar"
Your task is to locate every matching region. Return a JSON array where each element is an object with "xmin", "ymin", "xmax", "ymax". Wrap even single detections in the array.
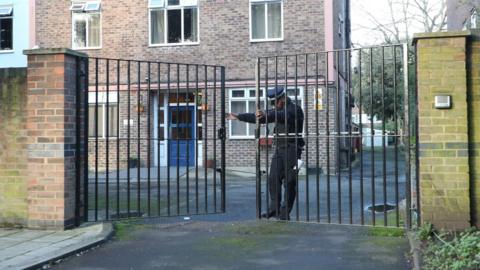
[
  {"xmin": 24, "ymin": 48, "xmax": 86, "ymax": 230},
  {"xmin": 414, "ymin": 32, "xmax": 471, "ymax": 230}
]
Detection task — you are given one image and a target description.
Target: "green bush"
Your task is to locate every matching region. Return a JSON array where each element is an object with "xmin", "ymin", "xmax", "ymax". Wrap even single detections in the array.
[
  {"xmin": 423, "ymin": 229, "xmax": 480, "ymax": 270},
  {"xmin": 416, "ymin": 222, "xmax": 434, "ymax": 241}
]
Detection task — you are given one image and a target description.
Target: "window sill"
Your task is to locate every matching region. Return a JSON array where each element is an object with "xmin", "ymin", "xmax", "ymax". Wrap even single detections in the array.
[
  {"xmin": 0, "ymin": 50, "xmax": 14, "ymax": 54},
  {"xmin": 148, "ymin": 42, "xmax": 200, "ymax": 47},
  {"xmin": 73, "ymin": 46, "xmax": 102, "ymax": 51},
  {"xmin": 250, "ymin": 38, "xmax": 284, "ymax": 43}
]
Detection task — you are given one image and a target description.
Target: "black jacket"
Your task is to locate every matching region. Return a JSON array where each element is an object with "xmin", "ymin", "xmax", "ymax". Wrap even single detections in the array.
[{"xmin": 237, "ymin": 98, "xmax": 305, "ymax": 148}]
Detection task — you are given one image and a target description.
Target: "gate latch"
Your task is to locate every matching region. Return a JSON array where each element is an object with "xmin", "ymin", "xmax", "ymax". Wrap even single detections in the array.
[{"xmin": 218, "ymin": 128, "xmax": 226, "ymax": 140}]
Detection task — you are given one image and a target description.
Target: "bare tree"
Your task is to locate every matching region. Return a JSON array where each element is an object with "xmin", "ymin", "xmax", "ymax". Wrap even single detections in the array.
[{"xmin": 353, "ymin": 0, "xmax": 447, "ymax": 45}]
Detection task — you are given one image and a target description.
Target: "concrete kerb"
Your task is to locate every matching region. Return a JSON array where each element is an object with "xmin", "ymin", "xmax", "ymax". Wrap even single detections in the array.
[
  {"xmin": 407, "ymin": 231, "xmax": 422, "ymax": 270},
  {"xmin": 23, "ymin": 223, "xmax": 113, "ymax": 270}
]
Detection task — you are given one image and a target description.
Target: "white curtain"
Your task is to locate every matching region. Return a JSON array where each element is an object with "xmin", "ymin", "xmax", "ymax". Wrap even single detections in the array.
[
  {"xmin": 73, "ymin": 13, "xmax": 87, "ymax": 48},
  {"xmin": 251, "ymin": 3, "xmax": 265, "ymax": 39},
  {"xmin": 88, "ymin": 13, "xmax": 101, "ymax": 47},
  {"xmin": 151, "ymin": 9, "xmax": 165, "ymax": 44},
  {"xmin": 267, "ymin": 2, "xmax": 281, "ymax": 39}
]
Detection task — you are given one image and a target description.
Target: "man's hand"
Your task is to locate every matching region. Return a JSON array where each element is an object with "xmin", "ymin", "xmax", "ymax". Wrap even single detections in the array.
[
  {"xmin": 256, "ymin": 110, "xmax": 265, "ymax": 119},
  {"xmin": 226, "ymin": 113, "xmax": 238, "ymax": 120}
]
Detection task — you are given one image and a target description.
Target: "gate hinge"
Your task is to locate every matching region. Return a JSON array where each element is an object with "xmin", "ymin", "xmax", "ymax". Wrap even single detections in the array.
[{"xmin": 218, "ymin": 128, "xmax": 226, "ymax": 140}]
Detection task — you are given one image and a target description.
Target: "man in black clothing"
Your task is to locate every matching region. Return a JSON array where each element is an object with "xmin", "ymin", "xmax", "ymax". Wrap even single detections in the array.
[{"xmin": 226, "ymin": 87, "xmax": 304, "ymax": 220}]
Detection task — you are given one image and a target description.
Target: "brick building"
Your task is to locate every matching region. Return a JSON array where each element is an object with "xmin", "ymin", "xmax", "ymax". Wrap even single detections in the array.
[{"xmin": 33, "ymin": 0, "xmax": 351, "ymax": 171}]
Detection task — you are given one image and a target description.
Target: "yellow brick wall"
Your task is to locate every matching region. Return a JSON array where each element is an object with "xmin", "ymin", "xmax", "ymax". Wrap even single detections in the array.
[
  {"xmin": 0, "ymin": 69, "xmax": 28, "ymax": 227},
  {"xmin": 416, "ymin": 35, "xmax": 471, "ymax": 230}
]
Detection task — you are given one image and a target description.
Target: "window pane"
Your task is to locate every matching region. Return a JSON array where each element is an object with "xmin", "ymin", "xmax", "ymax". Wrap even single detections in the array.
[
  {"xmin": 151, "ymin": 9, "xmax": 165, "ymax": 44},
  {"xmin": 73, "ymin": 13, "xmax": 87, "ymax": 48},
  {"xmin": 0, "ymin": 18, "xmax": 12, "ymax": 50},
  {"xmin": 168, "ymin": 0, "xmax": 180, "ymax": 5},
  {"xmin": 184, "ymin": 8, "xmax": 198, "ymax": 42},
  {"xmin": 251, "ymin": 4, "xmax": 265, "ymax": 39},
  {"xmin": 167, "ymin": 9, "xmax": 181, "ymax": 43},
  {"xmin": 88, "ymin": 105, "xmax": 104, "ymax": 137},
  {"xmin": 231, "ymin": 90, "xmax": 244, "ymax": 98},
  {"xmin": 231, "ymin": 101, "xmax": 247, "ymax": 136},
  {"xmin": 249, "ymin": 89, "xmax": 263, "ymax": 98},
  {"xmin": 88, "ymin": 13, "xmax": 101, "ymax": 47},
  {"xmin": 108, "ymin": 104, "xmax": 118, "ymax": 137},
  {"xmin": 267, "ymin": 2, "xmax": 281, "ymax": 39}
]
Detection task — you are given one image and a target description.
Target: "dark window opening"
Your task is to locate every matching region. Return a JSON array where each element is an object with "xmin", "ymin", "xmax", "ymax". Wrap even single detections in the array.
[
  {"xmin": 0, "ymin": 17, "xmax": 12, "ymax": 50},
  {"xmin": 168, "ymin": 9, "xmax": 181, "ymax": 43}
]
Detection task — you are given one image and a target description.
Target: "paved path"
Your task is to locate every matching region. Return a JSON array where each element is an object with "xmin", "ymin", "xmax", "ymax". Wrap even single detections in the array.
[
  {"xmin": 52, "ymin": 177, "xmax": 411, "ymax": 270},
  {"xmin": 0, "ymin": 223, "xmax": 112, "ymax": 270}
]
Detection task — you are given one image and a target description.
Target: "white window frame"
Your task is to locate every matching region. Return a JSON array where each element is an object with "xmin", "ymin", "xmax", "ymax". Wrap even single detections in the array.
[
  {"xmin": 228, "ymin": 87, "xmax": 303, "ymax": 139},
  {"xmin": 88, "ymin": 92, "xmax": 118, "ymax": 139},
  {"xmin": 148, "ymin": 0, "xmax": 200, "ymax": 47},
  {"xmin": 0, "ymin": 5, "xmax": 13, "ymax": 52},
  {"xmin": 71, "ymin": 1, "xmax": 102, "ymax": 50},
  {"xmin": 249, "ymin": 0, "xmax": 284, "ymax": 42}
]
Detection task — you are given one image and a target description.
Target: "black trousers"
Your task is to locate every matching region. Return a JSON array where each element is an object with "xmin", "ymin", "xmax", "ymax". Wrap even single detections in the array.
[{"xmin": 268, "ymin": 144, "xmax": 300, "ymax": 217}]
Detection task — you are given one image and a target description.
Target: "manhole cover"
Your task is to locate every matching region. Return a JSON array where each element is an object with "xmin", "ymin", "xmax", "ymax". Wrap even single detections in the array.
[{"xmin": 366, "ymin": 204, "xmax": 395, "ymax": 213}]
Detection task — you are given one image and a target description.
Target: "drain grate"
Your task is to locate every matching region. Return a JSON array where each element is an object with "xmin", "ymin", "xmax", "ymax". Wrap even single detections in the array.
[{"xmin": 366, "ymin": 204, "xmax": 396, "ymax": 213}]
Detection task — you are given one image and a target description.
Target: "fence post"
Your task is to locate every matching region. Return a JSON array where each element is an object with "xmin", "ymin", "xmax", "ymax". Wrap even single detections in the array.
[{"xmin": 23, "ymin": 48, "xmax": 87, "ymax": 230}]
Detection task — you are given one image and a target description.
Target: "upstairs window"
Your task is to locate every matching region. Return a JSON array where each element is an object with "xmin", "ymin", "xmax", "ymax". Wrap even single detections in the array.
[
  {"xmin": 149, "ymin": 0, "xmax": 199, "ymax": 46},
  {"xmin": 71, "ymin": 1, "xmax": 101, "ymax": 49},
  {"xmin": 0, "ymin": 6, "xmax": 13, "ymax": 51},
  {"xmin": 250, "ymin": 0, "xmax": 283, "ymax": 42}
]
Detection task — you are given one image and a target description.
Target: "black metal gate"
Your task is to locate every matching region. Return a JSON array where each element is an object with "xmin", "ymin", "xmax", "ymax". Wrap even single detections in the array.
[
  {"xmin": 76, "ymin": 57, "xmax": 226, "ymax": 222},
  {"xmin": 254, "ymin": 44, "xmax": 418, "ymax": 228}
]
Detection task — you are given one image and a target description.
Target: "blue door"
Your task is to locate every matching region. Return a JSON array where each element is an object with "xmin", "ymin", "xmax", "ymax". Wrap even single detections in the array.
[{"xmin": 169, "ymin": 106, "xmax": 195, "ymax": 166}]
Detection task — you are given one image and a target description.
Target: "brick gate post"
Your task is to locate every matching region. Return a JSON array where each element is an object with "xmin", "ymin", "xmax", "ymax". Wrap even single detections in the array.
[
  {"xmin": 23, "ymin": 48, "xmax": 87, "ymax": 230},
  {"xmin": 413, "ymin": 32, "xmax": 471, "ymax": 230}
]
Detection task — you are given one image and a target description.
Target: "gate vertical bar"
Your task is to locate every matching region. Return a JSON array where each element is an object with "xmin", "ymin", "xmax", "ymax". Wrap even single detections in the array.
[
  {"xmin": 94, "ymin": 58, "xmax": 99, "ymax": 221},
  {"xmin": 83, "ymin": 58, "xmax": 89, "ymax": 222},
  {"xmin": 315, "ymin": 53, "xmax": 320, "ymax": 222},
  {"xmin": 213, "ymin": 66, "xmax": 217, "ymax": 212},
  {"xmin": 167, "ymin": 63, "xmax": 171, "ymax": 216},
  {"xmin": 347, "ymin": 50, "xmax": 353, "ymax": 225},
  {"xmin": 157, "ymin": 63, "xmax": 161, "ymax": 216},
  {"xmin": 255, "ymin": 58, "xmax": 261, "ymax": 219},
  {"xmin": 186, "ymin": 64, "xmax": 190, "ymax": 214},
  {"xmin": 393, "ymin": 46, "xmax": 399, "ymax": 227},
  {"xmin": 359, "ymin": 50, "xmax": 364, "ymax": 225},
  {"xmin": 220, "ymin": 66, "xmax": 226, "ymax": 213},
  {"xmin": 294, "ymin": 55, "xmax": 299, "ymax": 221},
  {"xmin": 305, "ymin": 53, "xmax": 310, "ymax": 222},
  {"xmin": 106, "ymin": 59, "xmax": 110, "ymax": 220},
  {"xmin": 326, "ymin": 52, "xmax": 331, "ymax": 223},
  {"xmin": 381, "ymin": 47, "xmax": 387, "ymax": 227},
  {"xmin": 204, "ymin": 65, "xmax": 208, "ymax": 213},
  {"xmin": 264, "ymin": 58, "xmax": 270, "ymax": 218},
  {"xmin": 116, "ymin": 60, "xmax": 120, "ymax": 218},
  {"xmin": 403, "ymin": 44, "xmax": 412, "ymax": 229},
  {"xmin": 176, "ymin": 64, "xmax": 180, "ymax": 215},
  {"xmin": 369, "ymin": 48, "xmax": 375, "ymax": 226},
  {"xmin": 147, "ymin": 62, "xmax": 152, "ymax": 216},
  {"xmin": 336, "ymin": 51, "xmax": 341, "ymax": 224},
  {"xmin": 195, "ymin": 65, "xmax": 199, "ymax": 214},
  {"xmin": 137, "ymin": 61, "xmax": 141, "ymax": 216},
  {"xmin": 127, "ymin": 60, "xmax": 131, "ymax": 217}
]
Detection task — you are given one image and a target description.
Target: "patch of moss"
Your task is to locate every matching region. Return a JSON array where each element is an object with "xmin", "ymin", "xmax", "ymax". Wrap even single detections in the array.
[
  {"xmin": 113, "ymin": 220, "xmax": 152, "ymax": 240},
  {"xmin": 224, "ymin": 221, "xmax": 301, "ymax": 235},
  {"xmin": 367, "ymin": 226, "xmax": 405, "ymax": 237}
]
